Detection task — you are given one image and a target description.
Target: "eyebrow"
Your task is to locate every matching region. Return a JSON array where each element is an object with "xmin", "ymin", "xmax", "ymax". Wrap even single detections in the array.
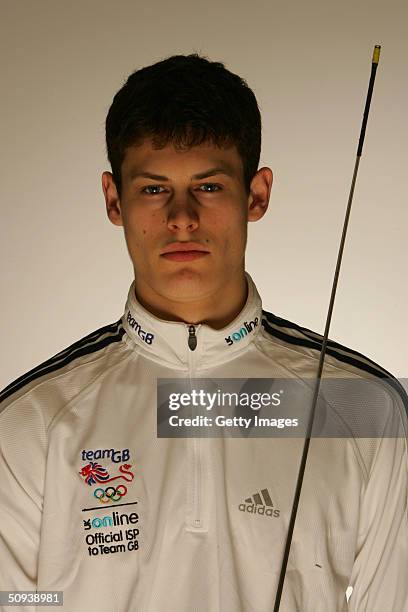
[{"xmin": 129, "ymin": 166, "xmax": 236, "ymax": 182}]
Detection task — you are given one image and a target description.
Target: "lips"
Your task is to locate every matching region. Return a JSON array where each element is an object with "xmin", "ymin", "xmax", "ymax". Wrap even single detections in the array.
[
  {"xmin": 161, "ymin": 251, "xmax": 209, "ymax": 262},
  {"xmin": 160, "ymin": 242, "xmax": 210, "ymax": 261},
  {"xmin": 160, "ymin": 242, "xmax": 209, "ymax": 255}
]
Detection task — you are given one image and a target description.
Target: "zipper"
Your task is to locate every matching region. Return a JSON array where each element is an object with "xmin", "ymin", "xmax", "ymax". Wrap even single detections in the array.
[
  {"xmin": 192, "ymin": 438, "xmax": 202, "ymax": 528},
  {"xmin": 188, "ymin": 325, "xmax": 197, "ymax": 351},
  {"xmin": 186, "ymin": 324, "xmax": 203, "ymax": 530}
]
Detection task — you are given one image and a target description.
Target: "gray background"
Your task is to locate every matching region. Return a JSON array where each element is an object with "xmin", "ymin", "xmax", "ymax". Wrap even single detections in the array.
[{"xmin": 1, "ymin": 0, "xmax": 407, "ymax": 387}]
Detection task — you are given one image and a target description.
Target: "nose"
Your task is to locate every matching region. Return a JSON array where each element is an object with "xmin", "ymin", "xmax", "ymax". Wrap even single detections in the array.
[{"xmin": 167, "ymin": 198, "xmax": 199, "ymax": 232}]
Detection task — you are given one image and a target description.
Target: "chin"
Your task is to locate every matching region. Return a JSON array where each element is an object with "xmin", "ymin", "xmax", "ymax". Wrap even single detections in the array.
[{"xmin": 160, "ymin": 270, "xmax": 214, "ymax": 300}]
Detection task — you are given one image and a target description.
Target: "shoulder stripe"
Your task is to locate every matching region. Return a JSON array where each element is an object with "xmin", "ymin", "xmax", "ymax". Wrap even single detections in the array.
[
  {"xmin": 261, "ymin": 312, "xmax": 408, "ymax": 416},
  {"xmin": 0, "ymin": 320, "xmax": 125, "ymax": 405},
  {"xmin": 47, "ymin": 319, "xmax": 123, "ymax": 361},
  {"xmin": 262, "ymin": 310, "xmax": 392, "ymax": 377}
]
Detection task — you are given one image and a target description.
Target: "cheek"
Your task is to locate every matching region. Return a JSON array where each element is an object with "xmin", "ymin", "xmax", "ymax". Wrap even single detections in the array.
[
  {"xmin": 220, "ymin": 207, "xmax": 247, "ymax": 241},
  {"xmin": 124, "ymin": 209, "xmax": 162, "ymax": 242}
]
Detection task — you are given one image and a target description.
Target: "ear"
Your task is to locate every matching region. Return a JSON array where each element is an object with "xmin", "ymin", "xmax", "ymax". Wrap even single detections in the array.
[
  {"xmin": 102, "ymin": 171, "xmax": 123, "ymax": 226},
  {"xmin": 247, "ymin": 167, "xmax": 273, "ymax": 222}
]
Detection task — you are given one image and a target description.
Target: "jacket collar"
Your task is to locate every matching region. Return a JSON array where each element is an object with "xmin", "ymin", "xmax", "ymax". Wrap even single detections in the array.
[{"xmin": 121, "ymin": 271, "xmax": 263, "ymax": 368}]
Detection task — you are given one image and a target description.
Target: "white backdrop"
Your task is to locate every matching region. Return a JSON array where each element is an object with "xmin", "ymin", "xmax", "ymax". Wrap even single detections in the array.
[{"xmin": 1, "ymin": 0, "xmax": 407, "ymax": 388}]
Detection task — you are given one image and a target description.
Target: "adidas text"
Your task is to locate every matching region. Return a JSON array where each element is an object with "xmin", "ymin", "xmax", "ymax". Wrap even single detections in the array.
[{"xmin": 239, "ymin": 502, "xmax": 280, "ymax": 517}]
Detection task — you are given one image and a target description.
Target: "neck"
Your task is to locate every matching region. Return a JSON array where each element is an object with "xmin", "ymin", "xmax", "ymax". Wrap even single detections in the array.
[{"xmin": 134, "ymin": 272, "xmax": 248, "ymax": 330}]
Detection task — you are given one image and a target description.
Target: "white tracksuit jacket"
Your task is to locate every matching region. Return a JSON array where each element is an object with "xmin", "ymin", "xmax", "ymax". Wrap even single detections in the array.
[{"xmin": 0, "ymin": 273, "xmax": 407, "ymax": 612}]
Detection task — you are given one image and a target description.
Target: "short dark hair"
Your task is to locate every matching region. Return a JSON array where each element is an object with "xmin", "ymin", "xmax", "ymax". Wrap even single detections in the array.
[{"xmin": 105, "ymin": 53, "xmax": 262, "ymax": 198}]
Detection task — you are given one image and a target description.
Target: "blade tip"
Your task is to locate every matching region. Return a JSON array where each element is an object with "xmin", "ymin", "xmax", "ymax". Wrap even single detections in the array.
[{"xmin": 373, "ymin": 45, "xmax": 381, "ymax": 64}]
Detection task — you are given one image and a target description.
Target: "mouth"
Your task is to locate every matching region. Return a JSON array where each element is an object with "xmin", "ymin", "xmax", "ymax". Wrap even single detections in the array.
[
  {"xmin": 161, "ymin": 251, "xmax": 210, "ymax": 262},
  {"xmin": 160, "ymin": 242, "xmax": 210, "ymax": 262}
]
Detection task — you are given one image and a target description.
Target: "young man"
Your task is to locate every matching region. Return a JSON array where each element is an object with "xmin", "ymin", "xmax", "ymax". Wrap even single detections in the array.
[{"xmin": 0, "ymin": 54, "xmax": 407, "ymax": 612}]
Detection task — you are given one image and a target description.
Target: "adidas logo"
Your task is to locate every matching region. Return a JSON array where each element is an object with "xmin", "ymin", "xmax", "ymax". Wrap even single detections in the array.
[{"xmin": 238, "ymin": 488, "xmax": 280, "ymax": 518}]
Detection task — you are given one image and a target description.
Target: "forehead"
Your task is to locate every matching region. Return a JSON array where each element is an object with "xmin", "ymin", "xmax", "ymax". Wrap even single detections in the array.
[{"xmin": 121, "ymin": 138, "xmax": 244, "ymax": 182}]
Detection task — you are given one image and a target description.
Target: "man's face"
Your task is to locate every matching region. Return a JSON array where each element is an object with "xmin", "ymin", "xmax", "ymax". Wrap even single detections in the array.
[{"xmin": 102, "ymin": 138, "xmax": 272, "ymax": 306}]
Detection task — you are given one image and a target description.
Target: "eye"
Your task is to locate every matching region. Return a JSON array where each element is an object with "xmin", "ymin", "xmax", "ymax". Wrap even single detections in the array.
[
  {"xmin": 141, "ymin": 185, "xmax": 166, "ymax": 195},
  {"xmin": 198, "ymin": 183, "xmax": 221, "ymax": 192},
  {"xmin": 140, "ymin": 183, "xmax": 221, "ymax": 195}
]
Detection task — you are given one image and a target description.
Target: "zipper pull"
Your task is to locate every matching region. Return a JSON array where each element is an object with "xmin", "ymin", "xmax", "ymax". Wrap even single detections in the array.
[{"xmin": 188, "ymin": 325, "xmax": 197, "ymax": 351}]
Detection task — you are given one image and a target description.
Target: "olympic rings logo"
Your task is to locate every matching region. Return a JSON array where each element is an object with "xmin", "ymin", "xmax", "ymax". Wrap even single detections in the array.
[{"xmin": 93, "ymin": 485, "xmax": 128, "ymax": 503}]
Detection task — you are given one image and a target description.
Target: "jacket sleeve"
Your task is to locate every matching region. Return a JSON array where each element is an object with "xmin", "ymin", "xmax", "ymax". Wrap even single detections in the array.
[
  {"xmin": 346, "ymin": 393, "xmax": 408, "ymax": 611},
  {"xmin": 0, "ymin": 395, "xmax": 47, "ymax": 595}
]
